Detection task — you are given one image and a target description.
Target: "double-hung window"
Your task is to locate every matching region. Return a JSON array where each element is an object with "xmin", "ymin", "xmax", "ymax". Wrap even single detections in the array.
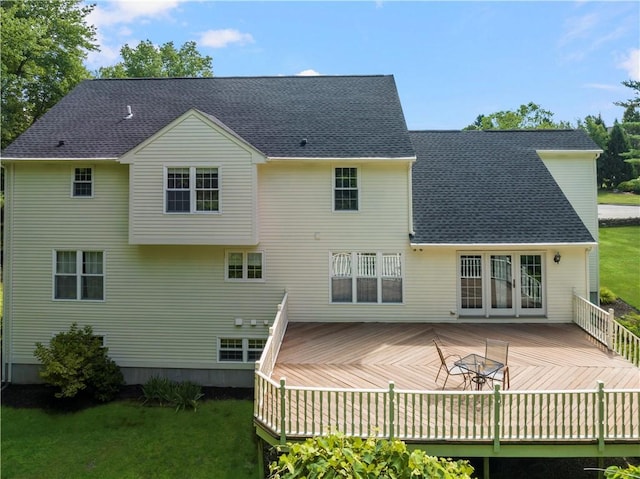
[
  {"xmin": 331, "ymin": 252, "xmax": 402, "ymax": 303},
  {"xmin": 72, "ymin": 167, "xmax": 93, "ymax": 197},
  {"xmin": 54, "ymin": 250, "xmax": 104, "ymax": 300},
  {"xmin": 218, "ymin": 338, "xmax": 267, "ymax": 362},
  {"xmin": 226, "ymin": 251, "xmax": 264, "ymax": 281},
  {"xmin": 165, "ymin": 167, "xmax": 219, "ymax": 213},
  {"xmin": 334, "ymin": 167, "xmax": 358, "ymax": 211}
]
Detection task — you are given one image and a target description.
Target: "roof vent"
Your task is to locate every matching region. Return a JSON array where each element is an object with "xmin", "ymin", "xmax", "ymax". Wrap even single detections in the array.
[
  {"xmin": 300, "ymin": 138, "xmax": 307, "ymax": 146},
  {"xmin": 124, "ymin": 105, "xmax": 133, "ymax": 120},
  {"xmin": 56, "ymin": 140, "xmax": 65, "ymax": 147}
]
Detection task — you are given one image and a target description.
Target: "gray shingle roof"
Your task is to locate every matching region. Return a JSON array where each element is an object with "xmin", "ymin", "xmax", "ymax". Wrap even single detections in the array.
[
  {"xmin": 2, "ymin": 75, "xmax": 415, "ymax": 159},
  {"xmin": 410, "ymin": 130, "xmax": 598, "ymax": 244}
]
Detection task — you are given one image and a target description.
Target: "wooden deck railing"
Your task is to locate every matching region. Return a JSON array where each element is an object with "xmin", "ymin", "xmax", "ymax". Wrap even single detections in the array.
[
  {"xmin": 573, "ymin": 292, "xmax": 640, "ymax": 366},
  {"xmin": 255, "ymin": 373, "xmax": 640, "ymax": 448},
  {"xmin": 255, "ymin": 292, "xmax": 289, "ymax": 377}
]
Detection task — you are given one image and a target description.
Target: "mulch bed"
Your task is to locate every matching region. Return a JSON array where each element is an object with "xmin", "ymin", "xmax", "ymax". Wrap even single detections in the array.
[{"xmin": 0, "ymin": 383, "xmax": 253, "ymax": 411}]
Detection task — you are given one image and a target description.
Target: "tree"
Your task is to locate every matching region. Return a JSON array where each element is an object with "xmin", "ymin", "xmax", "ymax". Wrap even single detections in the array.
[
  {"xmin": 97, "ymin": 40, "xmax": 213, "ymax": 79},
  {"xmin": 599, "ymin": 122, "xmax": 633, "ymax": 189},
  {"xmin": 464, "ymin": 102, "xmax": 572, "ymax": 130},
  {"xmin": 616, "ymin": 80, "xmax": 640, "ymax": 177},
  {"xmin": 0, "ymin": 0, "xmax": 97, "ymax": 148}
]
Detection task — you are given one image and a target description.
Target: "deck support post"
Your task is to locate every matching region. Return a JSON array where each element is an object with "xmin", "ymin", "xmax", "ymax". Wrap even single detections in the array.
[
  {"xmin": 388, "ymin": 381, "xmax": 395, "ymax": 441},
  {"xmin": 483, "ymin": 457, "xmax": 490, "ymax": 479},
  {"xmin": 279, "ymin": 377, "xmax": 287, "ymax": 445},
  {"xmin": 597, "ymin": 380, "xmax": 605, "ymax": 453},
  {"xmin": 493, "ymin": 384, "xmax": 501, "ymax": 453}
]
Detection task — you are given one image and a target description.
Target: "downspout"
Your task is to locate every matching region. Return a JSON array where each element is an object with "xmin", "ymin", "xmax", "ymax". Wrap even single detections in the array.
[
  {"xmin": 407, "ymin": 161, "xmax": 414, "ymax": 237},
  {"xmin": 2, "ymin": 164, "xmax": 14, "ymax": 383}
]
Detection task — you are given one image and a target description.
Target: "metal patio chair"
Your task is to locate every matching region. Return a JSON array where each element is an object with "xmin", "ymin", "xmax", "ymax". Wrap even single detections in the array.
[
  {"xmin": 433, "ymin": 338, "xmax": 469, "ymax": 390},
  {"xmin": 484, "ymin": 338, "xmax": 510, "ymax": 389}
]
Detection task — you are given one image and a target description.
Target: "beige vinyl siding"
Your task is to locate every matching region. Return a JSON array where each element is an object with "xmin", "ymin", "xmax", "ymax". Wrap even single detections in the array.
[
  {"xmin": 6, "ymin": 161, "xmax": 279, "ymax": 370},
  {"xmin": 539, "ymin": 152, "xmax": 599, "ymax": 296},
  {"xmin": 127, "ymin": 114, "xmax": 258, "ymax": 245}
]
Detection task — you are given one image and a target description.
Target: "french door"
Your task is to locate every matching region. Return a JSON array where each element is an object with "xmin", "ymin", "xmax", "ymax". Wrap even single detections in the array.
[{"xmin": 460, "ymin": 253, "xmax": 545, "ymax": 317}]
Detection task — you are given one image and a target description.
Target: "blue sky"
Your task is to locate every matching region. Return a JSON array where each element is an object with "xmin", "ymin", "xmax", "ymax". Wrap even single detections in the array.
[{"xmin": 85, "ymin": 1, "xmax": 639, "ymax": 130}]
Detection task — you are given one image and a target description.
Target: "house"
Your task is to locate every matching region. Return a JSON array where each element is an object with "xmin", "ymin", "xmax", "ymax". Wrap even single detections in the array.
[{"xmin": 1, "ymin": 75, "xmax": 602, "ymax": 388}]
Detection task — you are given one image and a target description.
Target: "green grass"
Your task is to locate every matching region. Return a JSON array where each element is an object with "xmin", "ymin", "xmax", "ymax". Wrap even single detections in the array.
[
  {"xmin": 599, "ymin": 226, "xmax": 640, "ymax": 309},
  {"xmin": 598, "ymin": 190, "xmax": 640, "ymax": 205},
  {"xmin": 1, "ymin": 399, "xmax": 258, "ymax": 479}
]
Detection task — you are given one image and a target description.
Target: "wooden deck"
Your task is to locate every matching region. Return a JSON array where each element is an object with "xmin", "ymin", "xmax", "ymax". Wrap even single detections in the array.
[{"xmin": 271, "ymin": 322, "xmax": 640, "ymax": 391}]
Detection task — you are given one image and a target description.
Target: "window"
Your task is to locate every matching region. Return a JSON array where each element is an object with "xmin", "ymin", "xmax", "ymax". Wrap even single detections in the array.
[
  {"xmin": 165, "ymin": 167, "xmax": 219, "ymax": 213},
  {"xmin": 54, "ymin": 250, "xmax": 104, "ymax": 300},
  {"xmin": 226, "ymin": 251, "xmax": 264, "ymax": 281},
  {"xmin": 219, "ymin": 338, "xmax": 266, "ymax": 362},
  {"xmin": 458, "ymin": 253, "xmax": 545, "ymax": 316},
  {"xmin": 331, "ymin": 252, "xmax": 402, "ymax": 303},
  {"xmin": 73, "ymin": 168, "xmax": 92, "ymax": 197},
  {"xmin": 334, "ymin": 167, "xmax": 358, "ymax": 211}
]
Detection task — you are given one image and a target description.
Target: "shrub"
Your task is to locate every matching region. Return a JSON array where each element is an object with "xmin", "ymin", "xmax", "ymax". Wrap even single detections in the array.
[
  {"xmin": 269, "ymin": 432, "xmax": 474, "ymax": 479},
  {"xmin": 34, "ymin": 323, "xmax": 124, "ymax": 402},
  {"xmin": 605, "ymin": 463, "xmax": 640, "ymax": 478},
  {"xmin": 617, "ymin": 178, "xmax": 640, "ymax": 194},
  {"xmin": 600, "ymin": 287, "xmax": 618, "ymax": 305},
  {"xmin": 141, "ymin": 376, "xmax": 204, "ymax": 411}
]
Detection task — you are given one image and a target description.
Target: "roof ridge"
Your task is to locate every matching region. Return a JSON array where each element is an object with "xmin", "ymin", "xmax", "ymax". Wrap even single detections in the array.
[{"xmin": 89, "ymin": 74, "xmax": 393, "ymax": 82}]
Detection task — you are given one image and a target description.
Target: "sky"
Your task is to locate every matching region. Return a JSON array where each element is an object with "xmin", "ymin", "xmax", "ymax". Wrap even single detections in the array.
[{"xmin": 83, "ymin": 1, "xmax": 640, "ymax": 130}]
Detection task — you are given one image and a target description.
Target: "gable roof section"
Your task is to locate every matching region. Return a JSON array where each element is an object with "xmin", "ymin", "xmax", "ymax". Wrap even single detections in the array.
[
  {"xmin": 2, "ymin": 75, "xmax": 415, "ymax": 160},
  {"xmin": 410, "ymin": 129, "xmax": 598, "ymax": 245}
]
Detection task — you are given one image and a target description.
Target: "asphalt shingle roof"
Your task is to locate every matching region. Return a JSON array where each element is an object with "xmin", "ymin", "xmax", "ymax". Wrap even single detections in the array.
[
  {"xmin": 410, "ymin": 130, "xmax": 599, "ymax": 245},
  {"xmin": 2, "ymin": 75, "xmax": 415, "ymax": 160}
]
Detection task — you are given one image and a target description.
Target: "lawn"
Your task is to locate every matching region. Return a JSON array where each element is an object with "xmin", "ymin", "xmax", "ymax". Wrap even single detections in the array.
[
  {"xmin": 598, "ymin": 190, "xmax": 640, "ymax": 205},
  {"xmin": 599, "ymin": 226, "xmax": 640, "ymax": 309},
  {"xmin": 1, "ymin": 399, "xmax": 258, "ymax": 479}
]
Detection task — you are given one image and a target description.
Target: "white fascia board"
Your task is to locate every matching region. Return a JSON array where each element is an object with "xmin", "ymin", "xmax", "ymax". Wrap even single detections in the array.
[
  {"xmin": 267, "ymin": 156, "xmax": 417, "ymax": 162},
  {"xmin": 536, "ymin": 149, "xmax": 602, "ymax": 160},
  {"xmin": 410, "ymin": 242, "xmax": 598, "ymax": 248},
  {"xmin": 1, "ymin": 157, "xmax": 117, "ymax": 162}
]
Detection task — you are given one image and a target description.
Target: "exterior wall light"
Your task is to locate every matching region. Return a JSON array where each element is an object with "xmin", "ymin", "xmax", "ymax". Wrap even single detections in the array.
[{"xmin": 553, "ymin": 252, "xmax": 561, "ymax": 264}]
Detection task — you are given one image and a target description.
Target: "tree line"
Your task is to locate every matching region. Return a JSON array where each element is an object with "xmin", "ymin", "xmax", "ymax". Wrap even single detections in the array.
[{"xmin": 1, "ymin": 0, "xmax": 638, "ymax": 192}]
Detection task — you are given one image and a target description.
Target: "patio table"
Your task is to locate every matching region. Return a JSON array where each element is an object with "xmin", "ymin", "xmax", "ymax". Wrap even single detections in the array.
[{"xmin": 454, "ymin": 353, "xmax": 504, "ymax": 390}]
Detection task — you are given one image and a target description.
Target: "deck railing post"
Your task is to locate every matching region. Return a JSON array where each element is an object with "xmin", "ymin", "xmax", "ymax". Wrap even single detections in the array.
[
  {"xmin": 597, "ymin": 381, "xmax": 605, "ymax": 452},
  {"xmin": 388, "ymin": 381, "xmax": 395, "ymax": 441},
  {"xmin": 607, "ymin": 308, "xmax": 615, "ymax": 351},
  {"xmin": 280, "ymin": 377, "xmax": 287, "ymax": 445},
  {"xmin": 493, "ymin": 383, "xmax": 501, "ymax": 452}
]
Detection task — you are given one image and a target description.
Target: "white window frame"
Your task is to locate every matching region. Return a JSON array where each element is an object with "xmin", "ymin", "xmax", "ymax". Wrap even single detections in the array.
[
  {"xmin": 333, "ymin": 166, "xmax": 360, "ymax": 212},
  {"xmin": 218, "ymin": 338, "xmax": 267, "ymax": 363},
  {"xmin": 164, "ymin": 166, "xmax": 220, "ymax": 214},
  {"xmin": 330, "ymin": 251, "xmax": 403, "ymax": 304},
  {"xmin": 457, "ymin": 252, "xmax": 546, "ymax": 317},
  {"xmin": 53, "ymin": 250, "xmax": 105, "ymax": 301},
  {"xmin": 225, "ymin": 251, "xmax": 265, "ymax": 282},
  {"xmin": 71, "ymin": 167, "xmax": 93, "ymax": 198}
]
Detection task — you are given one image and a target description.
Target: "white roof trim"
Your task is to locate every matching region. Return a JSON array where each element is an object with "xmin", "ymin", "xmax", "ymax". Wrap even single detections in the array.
[
  {"xmin": 1, "ymin": 157, "xmax": 118, "ymax": 161},
  {"xmin": 410, "ymin": 242, "xmax": 597, "ymax": 248},
  {"xmin": 267, "ymin": 156, "xmax": 417, "ymax": 162}
]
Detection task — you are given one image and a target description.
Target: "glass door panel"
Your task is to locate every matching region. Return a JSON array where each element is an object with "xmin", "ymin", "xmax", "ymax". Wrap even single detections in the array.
[{"xmin": 490, "ymin": 255, "xmax": 514, "ymax": 315}]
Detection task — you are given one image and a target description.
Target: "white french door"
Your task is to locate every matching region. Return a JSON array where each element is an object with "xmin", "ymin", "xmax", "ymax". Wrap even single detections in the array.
[{"xmin": 459, "ymin": 253, "xmax": 545, "ymax": 317}]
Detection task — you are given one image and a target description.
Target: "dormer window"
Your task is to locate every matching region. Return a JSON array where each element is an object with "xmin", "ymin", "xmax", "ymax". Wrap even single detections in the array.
[
  {"xmin": 72, "ymin": 167, "xmax": 93, "ymax": 197},
  {"xmin": 165, "ymin": 167, "xmax": 219, "ymax": 213}
]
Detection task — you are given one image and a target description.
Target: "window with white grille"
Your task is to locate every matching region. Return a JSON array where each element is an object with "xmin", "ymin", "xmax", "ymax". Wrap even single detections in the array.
[
  {"xmin": 331, "ymin": 252, "xmax": 402, "ymax": 304},
  {"xmin": 225, "ymin": 251, "xmax": 264, "ymax": 281},
  {"xmin": 54, "ymin": 250, "xmax": 104, "ymax": 301},
  {"xmin": 72, "ymin": 167, "xmax": 93, "ymax": 197},
  {"xmin": 218, "ymin": 338, "xmax": 266, "ymax": 362},
  {"xmin": 334, "ymin": 167, "xmax": 358, "ymax": 211},
  {"xmin": 165, "ymin": 166, "xmax": 219, "ymax": 213}
]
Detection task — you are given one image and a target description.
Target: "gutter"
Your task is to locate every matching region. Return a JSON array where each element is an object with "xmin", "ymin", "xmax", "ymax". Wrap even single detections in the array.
[{"xmin": 409, "ymin": 241, "xmax": 598, "ymax": 248}]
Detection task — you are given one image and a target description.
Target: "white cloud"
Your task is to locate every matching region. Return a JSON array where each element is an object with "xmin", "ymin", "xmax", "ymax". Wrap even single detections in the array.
[
  {"xmin": 87, "ymin": 0, "xmax": 187, "ymax": 29},
  {"xmin": 198, "ymin": 29, "xmax": 254, "ymax": 49},
  {"xmin": 296, "ymin": 69, "xmax": 321, "ymax": 76},
  {"xmin": 582, "ymin": 83, "xmax": 620, "ymax": 91},
  {"xmin": 617, "ymin": 48, "xmax": 640, "ymax": 81}
]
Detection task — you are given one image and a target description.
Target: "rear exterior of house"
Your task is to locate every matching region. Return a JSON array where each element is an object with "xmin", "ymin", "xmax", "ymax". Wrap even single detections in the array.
[{"xmin": 1, "ymin": 75, "xmax": 601, "ymax": 387}]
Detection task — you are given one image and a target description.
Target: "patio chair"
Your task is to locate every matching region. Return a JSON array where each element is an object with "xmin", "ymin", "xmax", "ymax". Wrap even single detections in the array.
[
  {"xmin": 484, "ymin": 338, "xmax": 510, "ymax": 389},
  {"xmin": 433, "ymin": 338, "xmax": 469, "ymax": 390}
]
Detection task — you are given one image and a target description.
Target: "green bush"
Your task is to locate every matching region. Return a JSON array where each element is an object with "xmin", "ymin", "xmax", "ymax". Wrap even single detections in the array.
[
  {"xmin": 269, "ymin": 432, "xmax": 474, "ymax": 479},
  {"xmin": 600, "ymin": 287, "xmax": 618, "ymax": 305},
  {"xmin": 141, "ymin": 376, "xmax": 204, "ymax": 411},
  {"xmin": 617, "ymin": 178, "xmax": 640, "ymax": 194},
  {"xmin": 34, "ymin": 323, "xmax": 123, "ymax": 402},
  {"xmin": 605, "ymin": 463, "xmax": 640, "ymax": 478}
]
